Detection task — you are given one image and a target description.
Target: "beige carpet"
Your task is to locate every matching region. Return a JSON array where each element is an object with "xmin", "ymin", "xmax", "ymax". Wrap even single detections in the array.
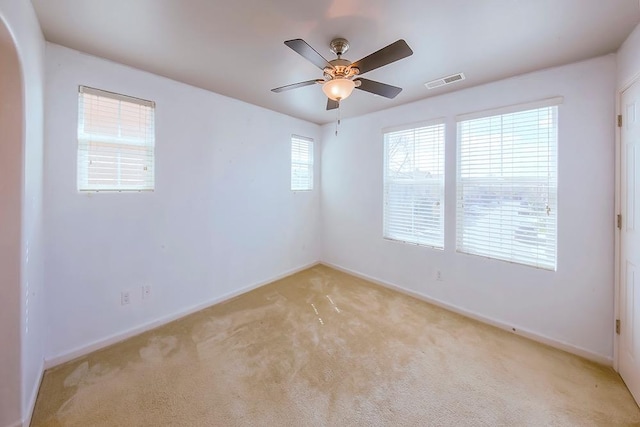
[{"xmin": 32, "ymin": 265, "xmax": 640, "ymax": 426}]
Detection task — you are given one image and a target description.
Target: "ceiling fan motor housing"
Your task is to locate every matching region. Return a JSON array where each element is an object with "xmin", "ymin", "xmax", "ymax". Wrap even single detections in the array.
[{"xmin": 324, "ymin": 58, "xmax": 359, "ymax": 81}]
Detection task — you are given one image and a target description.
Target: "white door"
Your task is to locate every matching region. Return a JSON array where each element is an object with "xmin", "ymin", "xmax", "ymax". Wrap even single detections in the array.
[{"xmin": 620, "ymin": 80, "xmax": 640, "ymax": 405}]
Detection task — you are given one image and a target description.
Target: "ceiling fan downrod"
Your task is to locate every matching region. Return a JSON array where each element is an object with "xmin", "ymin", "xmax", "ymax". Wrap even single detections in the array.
[{"xmin": 329, "ymin": 38, "xmax": 350, "ymax": 57}]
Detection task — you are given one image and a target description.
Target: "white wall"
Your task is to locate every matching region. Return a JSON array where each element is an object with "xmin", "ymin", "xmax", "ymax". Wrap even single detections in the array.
[
  {"xmin": 18, "ymin": 9, "xmax": 45, "ymax": 427},
  {"xmin": 618, "ymin": 23, "xmax": 640, "ymax": 88},
  {"xmin": 321, "ymin": 55, "xmax": 617, "ymax": 363},
  {"xmin": 0, "ymin": 0, "xmax": 46, "ymax": 426},
  {"xmin": 43, "ymin": 43, "xmax": 321, "ymax": 362}
]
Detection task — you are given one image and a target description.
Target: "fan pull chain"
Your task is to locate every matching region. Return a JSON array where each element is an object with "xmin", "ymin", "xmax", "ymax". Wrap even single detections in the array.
[{"xmin": 335, "ymin": 102, "xmax": 341, "ymax": 136}]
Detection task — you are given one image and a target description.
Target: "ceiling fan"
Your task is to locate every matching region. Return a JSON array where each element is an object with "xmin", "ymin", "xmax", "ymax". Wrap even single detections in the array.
[{"xmin": 271, "ymin": 38, "xmax": 413, "ymax": 110}]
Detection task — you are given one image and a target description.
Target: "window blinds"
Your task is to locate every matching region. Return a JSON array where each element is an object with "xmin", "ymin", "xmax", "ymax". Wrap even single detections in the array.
[
  {"xmin": 383, "ymin": 121, "xmax": 445, "ymax": 248},
  {"xmin": 456, "ymin": 104, "xmax": 558, "ymax": 269},
  {"xmin": 291, "ymin": 135, "xmax": 313, "ymax": 191},
  {"xmin": 77, "ymin": 86, "xmax": 155, "ymax": 191}
]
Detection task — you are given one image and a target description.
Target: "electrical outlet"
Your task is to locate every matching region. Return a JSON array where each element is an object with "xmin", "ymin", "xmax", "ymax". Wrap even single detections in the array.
[
  {"xmin": 121, "ymin": 291, "xmax": 131, "ymax": 305},
  {"xmin": 435, "ymin": 270, "xmax": 443, "ymax": 281},
  {"xmin": 142, "ymin": 285, "xmax": 152, "ymax": 300}
]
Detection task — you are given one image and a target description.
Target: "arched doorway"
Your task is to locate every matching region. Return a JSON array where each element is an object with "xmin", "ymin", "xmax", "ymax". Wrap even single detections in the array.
[{"xmin": 0, "ymin": 16, "xmax": 25, "ymax": 427}]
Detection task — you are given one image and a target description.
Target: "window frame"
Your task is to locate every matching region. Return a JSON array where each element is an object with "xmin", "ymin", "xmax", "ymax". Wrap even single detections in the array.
[
  {"xmin": 382, "ymin": 118, "xmax": 446, "ymax": 249},
  {"xmin": 77, "ymin": 85, "xmax": 156, "ymax": 192},
  {"xmin": 290, "ymin": 134, "xmax": 314, "ymax": 191},
  {"xmin": 455, "ymin": 98, "xmax": 561, "ymax": 270}
]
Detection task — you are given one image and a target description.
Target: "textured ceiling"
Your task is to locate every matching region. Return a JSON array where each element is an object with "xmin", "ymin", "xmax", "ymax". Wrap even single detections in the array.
[{"xmin": 32, "ymin": 0, "xmax": 640, "ymax": 124}]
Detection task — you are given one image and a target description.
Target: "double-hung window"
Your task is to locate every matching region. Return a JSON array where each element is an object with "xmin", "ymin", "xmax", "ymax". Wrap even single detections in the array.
[
  {"xmin": 383, "ymin": 120, "xmax": 445, "ymax": 248},
  {"xmin": 456, "ymin": 99, "xmax": 559, "ymax": 269},
  {"xmin": 291, "ymin": 135, "xmax": 314, "ymax": 191},
  {"xmin": 77, "ymin": 86, "xmax": 155, "ymax": 191}
]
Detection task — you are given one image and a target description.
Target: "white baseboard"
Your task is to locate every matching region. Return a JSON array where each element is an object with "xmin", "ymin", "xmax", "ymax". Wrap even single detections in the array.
[
  {"xmin": 321, "ymin": 261, "xmax": 612, "ymax": 366},
  {"xmin": 45, "ymin": 261, "xmax": 320, "ymax": 369},
  {"xmin": 22, "ymin": 358, "xmax": 44, "ymax": 427}
]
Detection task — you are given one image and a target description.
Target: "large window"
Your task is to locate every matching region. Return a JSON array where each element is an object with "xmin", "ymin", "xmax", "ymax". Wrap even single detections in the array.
[
  {"xmin": 383, "ymin": 121, "xmax": 445, "ymax": 248},
  {"xmin": 456, "ymin": 100, "xmax": 559, "ymax": 269},
  {"xmin": 291, "ymin": 135, "xmax": 313, "ymax": 191},
  {"xmin": 77, "ymin": 86, "xmax": 155, "ymax": 191}
]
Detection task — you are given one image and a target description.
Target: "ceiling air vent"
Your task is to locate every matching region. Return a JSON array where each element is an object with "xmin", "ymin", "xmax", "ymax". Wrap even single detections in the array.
[{"xmin": 425, "ymin": 73, "xmax": 466, "ymax": 90}]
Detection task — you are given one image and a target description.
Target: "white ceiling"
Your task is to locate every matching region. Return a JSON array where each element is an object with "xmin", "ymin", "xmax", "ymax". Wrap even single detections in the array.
[{"xmin": 32, "ymin": 0, "xmax": 640, "ymax": 125}]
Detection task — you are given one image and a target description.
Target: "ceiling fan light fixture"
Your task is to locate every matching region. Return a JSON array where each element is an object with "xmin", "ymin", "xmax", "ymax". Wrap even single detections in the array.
[{"xmin": 322, "ymin": 78, "xmax": 356, "ymax": 101}]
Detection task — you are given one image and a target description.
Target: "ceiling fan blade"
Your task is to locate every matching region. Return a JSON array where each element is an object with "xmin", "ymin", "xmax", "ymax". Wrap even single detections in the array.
[
  {"xmin": 326, "ymin": 98, "xmax": 339, "ymax": 110},
  {"xmin": 271, "ymin": 79, "xmax": 322, "ymax": 93},
  {"xmin": 355, "ymin": 78, "xmax": 402, "ymax": 99},
  {"xmin": 284, "ymin": 39, "xmax": 335, "ymax": 70},
  {"xmin": 350, "ymin": 40, "xmax": 413, "ymax": 76}
]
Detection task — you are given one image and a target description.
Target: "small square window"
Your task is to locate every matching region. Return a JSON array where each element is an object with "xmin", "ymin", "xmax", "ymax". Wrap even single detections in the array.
[{"xmin": 77, "ymin": 86, "xmax": 155, "ymax": 192}]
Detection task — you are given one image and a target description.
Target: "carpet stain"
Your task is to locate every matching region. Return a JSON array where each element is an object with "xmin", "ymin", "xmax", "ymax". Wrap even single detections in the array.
[{"xmin": 31, "ymin": 265, "xmax": 640, "ymax": 426}]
